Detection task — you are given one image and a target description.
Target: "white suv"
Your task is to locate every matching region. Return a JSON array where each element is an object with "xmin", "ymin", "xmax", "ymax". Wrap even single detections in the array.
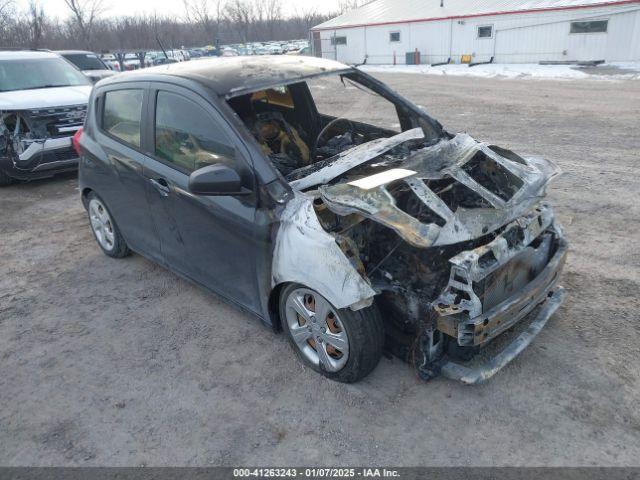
[{"xmin": 0, "ymin": 50, "xmax": 92, "ymax": 185}]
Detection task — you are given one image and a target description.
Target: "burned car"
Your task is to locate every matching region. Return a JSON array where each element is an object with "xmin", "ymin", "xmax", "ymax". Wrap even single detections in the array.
[
  {"xmin": 0, "ymin": 51, "xmax": 92, "ymax": 186},
  {"xmin": 77, "ymin": 56, "xmax": 567, "ymax": 384}
]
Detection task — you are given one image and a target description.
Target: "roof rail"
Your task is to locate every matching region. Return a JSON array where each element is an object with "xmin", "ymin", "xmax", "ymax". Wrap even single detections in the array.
[{"xmin": 0, "ymin": 47, "xmax": 52, "ymax": 52}]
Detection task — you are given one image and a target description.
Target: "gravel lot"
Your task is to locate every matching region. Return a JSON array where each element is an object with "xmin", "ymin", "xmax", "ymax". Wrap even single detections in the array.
[{"xmin": 1, "ymin": 73, "xmax": 639, "ymax": 467}]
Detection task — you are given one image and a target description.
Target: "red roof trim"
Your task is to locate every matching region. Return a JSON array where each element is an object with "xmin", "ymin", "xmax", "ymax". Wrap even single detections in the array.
[{"xmin": 311, "ymin": 0, "xmax": 640, "ymax": 31}]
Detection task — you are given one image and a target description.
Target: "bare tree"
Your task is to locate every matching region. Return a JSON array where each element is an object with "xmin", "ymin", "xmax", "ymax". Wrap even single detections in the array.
[
  {"xmin": 338, "ymin": 0, "xmax": 368, "ymax": 13},
  {"xmin": 183, "ymin": 0, "xmax": 224, "ymax": 42},
  {"xmin": 64, "ymin": 0, "xmax": 107, "ymax": 49},
  {"xmin": 1, "ymin": 0, "xmax": 334, "ymax": 51},
  {"xmin": 264, "ymin": 0, "xmax": 281, "ymax": 39},
  {"xmin": 224, "ymin": 0, "xmax": 252, "ymax": 42},
  {"xmin": 0, "ymin": 0, "xmax": 15, "ymax": 42},
  {"xmin": 27, "ymin": 0, "xmax": 46, "ymax": 48}
]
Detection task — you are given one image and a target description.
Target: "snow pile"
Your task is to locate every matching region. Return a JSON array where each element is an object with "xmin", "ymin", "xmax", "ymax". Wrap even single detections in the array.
[{"xmin": 359, "ymin": 62, "xmax": 640, "ymax": 81}]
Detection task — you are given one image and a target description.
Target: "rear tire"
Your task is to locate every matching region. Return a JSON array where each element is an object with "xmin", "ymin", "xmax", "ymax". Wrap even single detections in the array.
[
  {"xmin": 280, "ymin": 284, "xmax": 384, "ymax": 383},
  {"xmin": 86, "ymin": 192, "xmax": 130, "ymax": 258},
  {"xmin": 0, "ymin": 170, "xmax": 15, "ymax": 186}
]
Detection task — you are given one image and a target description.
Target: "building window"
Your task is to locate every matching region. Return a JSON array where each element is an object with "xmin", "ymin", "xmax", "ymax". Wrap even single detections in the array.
[
  {"xmin": 331, "ymin": 36, "xmax": 347, "ymax": 46},
  {"xmin": 570, "ymin": 20, "xmax": 608, "ymax": 33},
  {"xmin": 389, "ymin": 31, "xmax": 401, "ymax": 42},
  {"xmin": 477, "ymin": 25, "xmax": 493, "ymax": 38}
]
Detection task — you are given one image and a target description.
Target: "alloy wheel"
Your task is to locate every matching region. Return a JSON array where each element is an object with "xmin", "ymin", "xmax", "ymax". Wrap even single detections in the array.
[
  {"xmin": 88, "ymin": 198, "xmax": 115, "ymax": 252},
  {"xmin": 285, "ymin": 288, "xmax": 349, "ymax": 372}
]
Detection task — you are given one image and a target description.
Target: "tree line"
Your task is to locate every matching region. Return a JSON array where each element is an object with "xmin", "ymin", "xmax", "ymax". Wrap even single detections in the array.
[{"xmin": 0, "ymin": 0, "xmax": 368, "ymax": 52}]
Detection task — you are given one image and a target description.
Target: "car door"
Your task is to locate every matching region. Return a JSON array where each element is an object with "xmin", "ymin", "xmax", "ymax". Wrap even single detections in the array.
[
  {"xmin": 92, "ymin": 83, "xmax": 161, "ymax": 260},
  {"xmin": 142, "ymin": 83, "xmax": 263, "ymax": 314}
]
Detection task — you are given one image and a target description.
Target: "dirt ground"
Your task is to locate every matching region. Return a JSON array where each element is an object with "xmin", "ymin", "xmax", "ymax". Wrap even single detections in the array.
[{"xmin": 1, "ymin": 74, "xmax": 639, "ymax": 467}]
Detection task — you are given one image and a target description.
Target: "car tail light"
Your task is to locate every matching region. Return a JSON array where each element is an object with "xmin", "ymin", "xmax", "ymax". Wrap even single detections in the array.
[{"xmin": 72, "ymin": 127, "xmax": 84, "ymax": 157}]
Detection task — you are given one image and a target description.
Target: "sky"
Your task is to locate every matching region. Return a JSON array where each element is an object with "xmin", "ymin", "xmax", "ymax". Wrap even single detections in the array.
[{"xmin": 16, "ymin": 0, "xmax": 344, "ymax": 19}]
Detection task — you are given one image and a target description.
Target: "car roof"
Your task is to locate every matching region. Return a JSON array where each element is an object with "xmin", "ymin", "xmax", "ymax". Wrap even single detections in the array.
[
  {"xmin": 0, "ymin": 50, "xmax": 60, "ymax": 60},
  {"xmin": 55, "ymin": 50, "xmax": 98, "ymax": 55},
  {"xmin": 101, "ymin": 55, "xmax": 352, "ymax": 97}
]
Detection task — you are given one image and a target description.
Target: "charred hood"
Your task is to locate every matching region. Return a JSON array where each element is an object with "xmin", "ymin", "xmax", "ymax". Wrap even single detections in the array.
[{"xmin": 292, "ymin": 131, "xmax": 560, "ymax": 248}]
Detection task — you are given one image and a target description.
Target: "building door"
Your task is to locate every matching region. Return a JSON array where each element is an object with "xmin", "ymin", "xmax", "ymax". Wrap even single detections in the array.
[{"xmin": 313, "ymin": 31, "xmax": 322, "ymax": 57}]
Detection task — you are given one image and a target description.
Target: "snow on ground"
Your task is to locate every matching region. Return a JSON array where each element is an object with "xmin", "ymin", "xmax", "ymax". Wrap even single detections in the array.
[{"xmin": 359, "ymin": 62, "xmax": 640, "ymax": 81}]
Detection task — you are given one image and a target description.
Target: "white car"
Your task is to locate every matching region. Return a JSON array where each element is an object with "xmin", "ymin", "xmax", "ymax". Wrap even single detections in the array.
[
  {"xmin": 100, "ymin": 53, "xmax": 120, "ymax": 71},
  {"xmin": 0, "ymin": 50, "xmax": 92, "ymax": 185},
  {"xmin": 221, "ymin": 47, "xmax": 239, "ymax": 57},
  {"xmin": 122, "ymin": 53, "xmax": 142, "ymax": 70}
]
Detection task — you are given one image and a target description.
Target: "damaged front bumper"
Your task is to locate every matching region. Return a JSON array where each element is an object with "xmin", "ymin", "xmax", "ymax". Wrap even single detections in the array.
[
  {"xmin": 440, "ymin": 287, "xmax": 565, "ymax": 384},
  {"xmin": 1, "ymin": 107, "xmax": 84, "ymax": 181},
  {"xmin": 424, "ymin": 205, "xmax": 568, "ymax": 384},
  {"xmin": 0, "ymin": 136, "xmax": 79, "ymax": 180}
]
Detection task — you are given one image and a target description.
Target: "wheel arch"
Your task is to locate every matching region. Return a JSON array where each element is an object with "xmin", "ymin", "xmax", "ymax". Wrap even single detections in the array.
[
  {"xmin": 268, "ymin": 281, "xmax": 290, "ymax": 333},
  {"xmin": 81, "ymin": 187, "xmax": 93, "ymax": 209}
]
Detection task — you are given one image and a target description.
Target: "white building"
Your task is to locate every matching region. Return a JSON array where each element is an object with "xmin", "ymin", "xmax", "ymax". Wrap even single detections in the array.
[{"xmin": 311, "ymin": 0, "xmax": 640, "ymax": 65}]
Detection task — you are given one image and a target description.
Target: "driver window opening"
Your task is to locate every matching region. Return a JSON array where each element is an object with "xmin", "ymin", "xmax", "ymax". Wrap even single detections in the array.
[
  {"xmin": 226, "ymin": 75, "xmax": 404, "ymax": 179},
  {"xmin": 155, "ymin": 91, "xmax": 236, "ymax": 174}
]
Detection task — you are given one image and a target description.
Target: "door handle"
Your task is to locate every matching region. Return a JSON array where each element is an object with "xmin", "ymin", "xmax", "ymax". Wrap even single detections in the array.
[{"xmin": 149, "ymin": 178, "xmax": 171, "ymax": 197}]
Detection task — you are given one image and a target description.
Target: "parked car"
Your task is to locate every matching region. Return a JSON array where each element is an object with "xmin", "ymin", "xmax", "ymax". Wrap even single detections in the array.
[
  {"xmin": 100, "ymin": 53, "xmax": 121, "ymax": 71},
  {"xmin": 76, "ymin": 56, "xmax": 567, "ymax": 384},
  {"xmin": 237, "ymin": 47, "xmax": 254, "ymax": 56},
  {"xmin": 121, "ymin": 53, "xmax": 143, "ymax": 70},
  {"xmin": 154, "ymin": 57, "xmax": 179, "ymax": 66},
  {"xmin": 57, "ymin": 50, "xmax": 116, "ymax": 83},
  {"xmin": 0, "ymin": 50, "xmax": 92, "ymax": 185},
  {"xmin": 286, "ymin": 46, "xmax": 312, "ymax": 56},
  {"xmin": 221, "ymin": 47, "xmax": 239, "ymax": 57},
  {"xmin": 144, "ymin": 51, "xmax": 158, "ymax": 67}
]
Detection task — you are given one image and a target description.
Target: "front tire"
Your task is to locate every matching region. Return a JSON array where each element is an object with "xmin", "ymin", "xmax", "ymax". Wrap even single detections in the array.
[
  {"xmin": 87, "ymin": 192, "xmax": 130, "ymax": 258},
  {"xmin": 0, "ymin": 170, "xmax": 15, "ymax": 186},
  {"xmin": 280, "ymin": 284, "xmax": 384, "ymax": 383}
]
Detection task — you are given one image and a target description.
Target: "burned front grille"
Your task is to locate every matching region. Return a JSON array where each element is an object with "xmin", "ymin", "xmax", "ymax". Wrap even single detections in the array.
[
  {"xmin": 478, "ymin": 233, "xmax": 554, "ymax": 313},
  {"xmin": 27, "ymin": 105, "xmax": 87, "ymax": 138},
  {"xmin": 433, "ymin": 204, "xmax": 563, "ymax": 346}
]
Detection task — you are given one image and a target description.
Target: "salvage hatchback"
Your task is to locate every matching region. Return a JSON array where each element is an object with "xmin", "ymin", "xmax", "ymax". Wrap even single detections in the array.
[{"xmin": 77, "ymin": 57, "xmax": 567, "ymax": 384}]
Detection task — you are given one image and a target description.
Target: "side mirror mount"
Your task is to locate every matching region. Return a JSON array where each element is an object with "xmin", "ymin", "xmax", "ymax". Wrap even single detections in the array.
[{"xmin": 188, "ymin": 164, "xmax": 249, "ymax": 196}]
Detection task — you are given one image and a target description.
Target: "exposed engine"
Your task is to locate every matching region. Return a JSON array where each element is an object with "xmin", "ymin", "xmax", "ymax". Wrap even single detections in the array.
[{"xmin": 282, "ymin": 130, "xmax": 564, "ymax": 376}]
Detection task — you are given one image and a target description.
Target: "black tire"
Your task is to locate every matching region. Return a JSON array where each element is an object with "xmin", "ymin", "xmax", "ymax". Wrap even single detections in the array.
[
  {"xmin": 86, "ymin": 192, "xmax": 131, "ymax": 258},
  {"xmin": 280, "ymin": 283, "xmax": 384, "ymax": 383},
  {"xmin": 0, "ymin": 170, "xmax": 15, "ymax": 186}
]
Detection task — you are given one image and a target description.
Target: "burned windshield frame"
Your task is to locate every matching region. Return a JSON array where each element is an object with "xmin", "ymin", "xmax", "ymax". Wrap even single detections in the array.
[
  {"xmin": 224, "ymin": 69, "xmax": 445, "ymax": 143},
  {"xmin": 222, "ymin": 69, "xmax": 447, "ymax": 186}
]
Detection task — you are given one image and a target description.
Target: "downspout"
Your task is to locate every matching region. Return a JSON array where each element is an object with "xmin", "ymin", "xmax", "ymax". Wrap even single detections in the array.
[
  {"xmin": 364, "ymin": 25, "xmax": 368, "ymax": 64},
  {"xmin": 449, "ymin": 18, "xmax": 454, "ymax": 61}
]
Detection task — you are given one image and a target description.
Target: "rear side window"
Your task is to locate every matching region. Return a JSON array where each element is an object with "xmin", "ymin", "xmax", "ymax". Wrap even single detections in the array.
[
  {"xmin": 64, "ymin": 53, "xmax": 105, "ymax": 70},
  {"xmin": 103, "ymin": 89, "xmax": 143, "ymax": 148},
  {"xmin": 155, "ymin": 91, "xmax": 236, "ymax": 174}
]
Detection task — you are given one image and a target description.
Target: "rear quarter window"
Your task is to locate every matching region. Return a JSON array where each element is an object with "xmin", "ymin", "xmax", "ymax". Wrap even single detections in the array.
[{"xmin": 102, "ymin": 89, "xmax": 143, "ymax": 148}]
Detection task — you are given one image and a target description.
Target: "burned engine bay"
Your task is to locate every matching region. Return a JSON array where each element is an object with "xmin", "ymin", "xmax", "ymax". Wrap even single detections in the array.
[{"xmin": 230, "ymin": 76, "xmax": 568, "ymax": 383}]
